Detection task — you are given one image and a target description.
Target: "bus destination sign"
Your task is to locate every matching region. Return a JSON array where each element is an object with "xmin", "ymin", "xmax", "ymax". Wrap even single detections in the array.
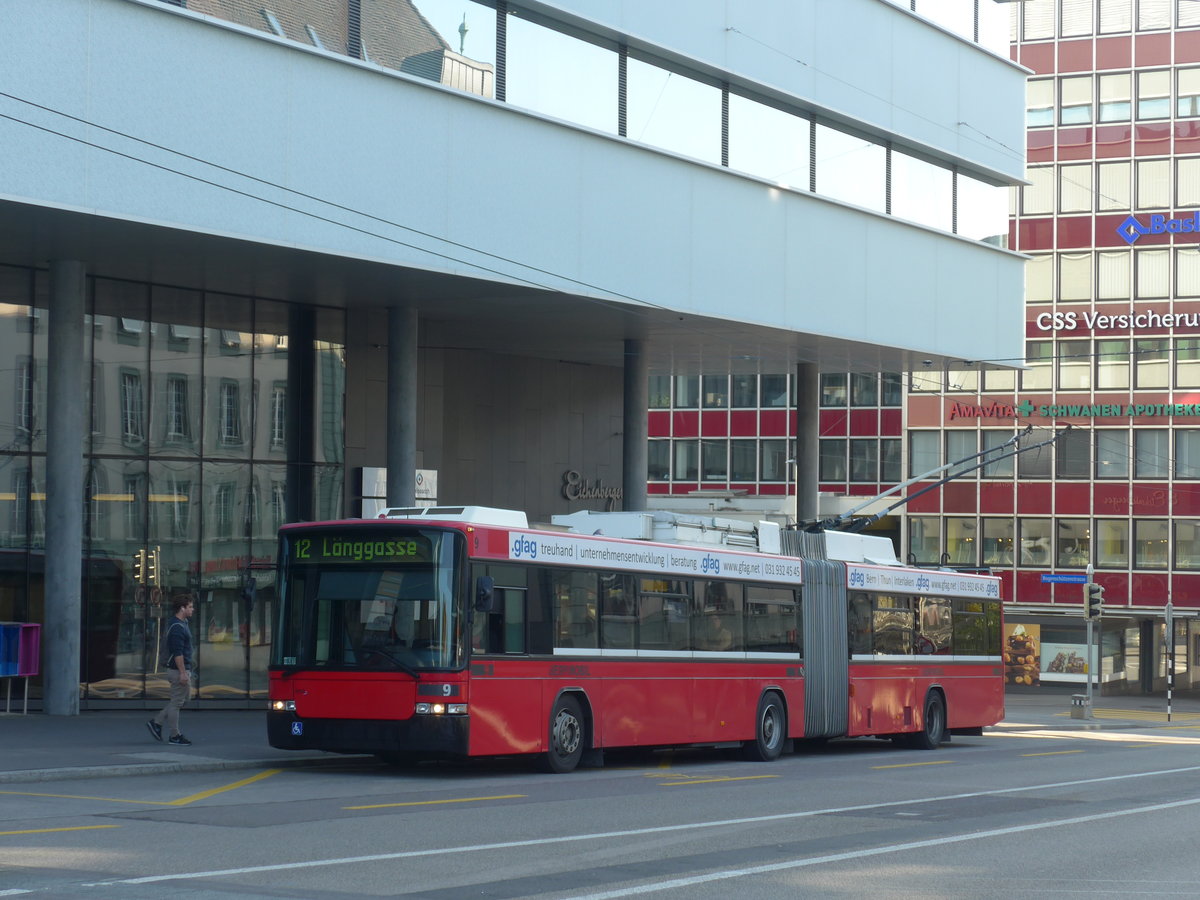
[{"xmin": 290, "ymin": 533, "xmax": 432, "ymax": 564}]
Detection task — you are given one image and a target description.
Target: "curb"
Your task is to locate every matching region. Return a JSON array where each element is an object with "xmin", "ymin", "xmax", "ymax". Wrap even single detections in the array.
[{"xmin": 0, "ymin": 754, "xmax": 369, "ymax": 785}]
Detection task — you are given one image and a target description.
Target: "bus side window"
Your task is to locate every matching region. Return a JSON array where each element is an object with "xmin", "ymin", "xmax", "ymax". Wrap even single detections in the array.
[
  {"xmin": 551, "ymin": 570, "xmax": 598, "ymax": 649},
  {"xmin": 848, "ymin": 593, "xmax": 872, "ymax": 655}
]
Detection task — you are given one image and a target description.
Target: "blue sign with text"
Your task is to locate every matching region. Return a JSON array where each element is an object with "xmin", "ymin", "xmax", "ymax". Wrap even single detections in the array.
[{"xmin": 1041, "ymin": 573, "xmax": 1088, "ymax": 584}]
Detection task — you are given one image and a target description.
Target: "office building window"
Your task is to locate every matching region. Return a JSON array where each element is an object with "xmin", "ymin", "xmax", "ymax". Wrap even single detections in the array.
[
  {"xmin": 820, "ymin": 439, "xmax": 846, "ymax": 482},
  {"xmin": 1181, "ymin": 69, "xmax": 1200, "ymax": 118},
  {"xmin": 731, "ymin": 375, "xmax": 757, "ymax": 408},
  {"xmin": 1096, "ymin": 339, "xmax": 1130, "ymax": 388},
  {"xmin": 1060, "ymin": 252, "xmax": 1093, "ymax": 301},
  {"xmin": 1176, "ymin": 339, "xmax": 1200, "ymax": 388},
  {"xmin": 1138, "ymin": 69, "xmax": 1171, "ymax": 119},
  {"xmin": 1180, "ymin": 246, "xmax": 1200, "ymax": 297},
  {"xmin": 1023, "ymin": 166, "xmax": 1054, "ymax": 214},
  {"xmin": 880, "ymin": 439, "xmax": 901, "ymax": 483},
  {"xmin": 730, "ymin": 439, "xmax": 757, "ymax": 481},
  {"xmin": 761, "ymin": 375, "xmax": 790, "ymax": 407},
  {"xmin": 648, "ymin": 375, "xmax": 671, "ymax": 408},
  {"xmin": 1097, "ymin": 161, "xmax": 1132, "ymax": 211},
  {"xmin": 945, "ymin": 517, "xmax": 977, "ymax": 566},
  {"xmin": 648, "ymin": 440, "xmax": 670, "ymax": 480},
  {"xmin": 1019, "ymin": 518, "xmax": 1053, "ymax": 566},
  {"xmin": 1134, "ymin": 339, "xmax": 1170, "ymax": 388},
  {"xmin": 1095, "ymin": 519, "xmax": 1130, "ymax": 568},
  {"xmin": 850, "ymin": 373, "xmax": 878, "ymax": 407},
  {"xmin": 1056, "ymin": 519, "xmax": 1091, "ymax": 568},
  {"xmin": 674, "ymin": 376, "xmax": 698, "ymax": 408},
  {"xmin": 1099, "ymin": 72, "xmax": 1132, "ymax": 122},
  {"xmin": 1135, "ymin": 429, "xmax": 1169, "ymax": 478},
  {"xmin": 1138, "ymin": 0, "xmax": 1171, "ymax": 29},
  {"xmin": 674, "ymin": 441, "xmax": 698, "ymax": 481},
  {"xmin": 880, "ymin": 373, "xmax": 902, "ymax": 406},
  {"xmin": 1027, "ymin": 79, "xmax": 1054, "ymax": 127},
  {"xmin": 982, "ymin": 518, "xmax": 1015, "ymax": 566},
  {"xmin": 1057, "ymin": 340, "xmax": 1092, "ymax": 390},
  {"xmin": 1062, "ymin": 0, "xmax": 1095, "ymax": 36},
  {"xmin": 1096, "ymin": 429, "xmax": 1130, "ymax": 478},
  {"xmin": 1175, "ymin": 520, "xmax": 1200, "ymax": 569},
  {"xmin": 1136, "ymin": 247, "xmax": 1170, "ymax": 298},
  {"xmin": 909, "ymin": 432, "xmax": 939, "ymax": 477},
  {"xmin": 700, "ymin": 439, "xmax": 728, "ymax": 481},
  {"xmin": 1135, "ymin": 520, "xmax": 1170, "ymax": 569},
  {"xmin": 1056, "ymin": 427, "xmax": 1092, "ymax": 479},
  {"xmin": 701, "ymin": 375, "xmax": 728, "ymax": 409},
  {"xmin": 1061, "ymin": 75, "xmax": 1094, "ymax": 125},
  {"xmin": 848, "ymin": 439, "xmax": 877, "ymax": 482},
  {"xmin": 1176, "ymin": 430, "xmax": 1200, "ymax": 478},
  {"xmin": 1098, "ymin": 251, "xmax": 1132, "ymax": 299},
  {"xmin": 1022, "ymin": 341, "xmax": 1054, "ymax": 390},
  {"xmin": 1018, "ymin": 432, "xmax": 1053, "ymax": 478},
  {"xmin": 946, "ymin": 431, "xmax": 977, "ymax": 477},
  {"xmin": 1059, "ymin": 163, "xmax": 1092, "ymax": 212},
  {"xmin": 908, "ymin": 516, "xmax": 941, "ymax": 565},
  {"xmin": 982, "ymin": 431, "xmax": 1015, "ymax": 477},
  {"xmin": 760, "ymin": 439, "xmax": 789, "ymax": 481},
  {"xmin": 1028, "ymin": 255, "xmax": 1054, "ymax": 304},
  {"xmin": 820, "ymin": 373, "xmax": 847, "ymax": 407},
  {"xmin": 910, "ymin": 367, "xmax": 943, "ymax": 392}
]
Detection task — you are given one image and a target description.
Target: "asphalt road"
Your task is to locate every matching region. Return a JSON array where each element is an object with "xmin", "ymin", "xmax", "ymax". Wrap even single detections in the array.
[{"xmin": 3, "ymin": 726, "xmax": 1200, "ymax": 899}]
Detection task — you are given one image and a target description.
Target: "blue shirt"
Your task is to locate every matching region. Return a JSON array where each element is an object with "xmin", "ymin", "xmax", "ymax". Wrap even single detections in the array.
[{"xmin": 164, "ymin": 618, "xmax": 194, "ymax": 670}]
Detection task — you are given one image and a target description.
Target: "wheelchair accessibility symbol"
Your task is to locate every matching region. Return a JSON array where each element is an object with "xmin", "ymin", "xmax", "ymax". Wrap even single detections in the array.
[{"xmin": 291, "ymin": 722, "xmax": 303, "ymax": 736}]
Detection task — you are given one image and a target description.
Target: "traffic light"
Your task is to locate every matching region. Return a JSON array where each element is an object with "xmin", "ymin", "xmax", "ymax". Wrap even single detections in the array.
[
  {"xmin": 146, "ymin": 546, "xmax": 160, "ymax": 588},
  {"xmin": 132, "ymin": 548, "xmax": 146, "ymax": 584},
  {"xmin": 1085, "ymin": 582, "xmax": 1105, "ymax": 619}
]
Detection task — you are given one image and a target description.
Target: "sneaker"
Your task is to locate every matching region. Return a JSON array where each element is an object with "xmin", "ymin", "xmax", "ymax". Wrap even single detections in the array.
[
  {"xmin": 146, "ymin": 720, "xmax": 163, "ymax": 742},
  {"xmin": 168, "ymin": 733, "xmax": 192, "ymax": 746}
]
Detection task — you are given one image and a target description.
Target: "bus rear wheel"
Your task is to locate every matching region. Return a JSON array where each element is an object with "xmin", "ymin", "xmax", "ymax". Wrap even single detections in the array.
[
  {"xmin": 543, "ymin": 694, "xmax": 585, "ymax": 773},
  {"xmin": 906, "ymin": 691, "xmax": 946, "ymax": 750},
  {"xmin": 743, "ymin": 692, "xmax": 786, "ymax": 762}
]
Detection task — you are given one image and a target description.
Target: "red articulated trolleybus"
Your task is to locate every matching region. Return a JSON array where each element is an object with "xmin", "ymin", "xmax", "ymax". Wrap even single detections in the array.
[{"xmin": 267, "ymin": 506, "xmax": 1003, "ymax": 772}]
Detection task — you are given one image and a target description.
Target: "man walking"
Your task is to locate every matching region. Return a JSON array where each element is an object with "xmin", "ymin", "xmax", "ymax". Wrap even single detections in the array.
[{"xmin": 147, "ymin": 593, "xmax": 196, "ymax": 746}]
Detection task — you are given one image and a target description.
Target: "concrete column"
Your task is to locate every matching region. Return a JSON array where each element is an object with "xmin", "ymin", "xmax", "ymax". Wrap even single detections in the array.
[
  {"xmin": 794, "ymin": 363, "xmax": 819, "ymax": 525},
  {"xmin": 44, "ymin": 260, "xmax": 86, "ymax": 716},
  {"xmin": 386, "ymin": 305, "xmax": 418, "ymax": 507},
  {"xmin": 622, "ymin": 338, "xmax": 648, "ymax": 511}
]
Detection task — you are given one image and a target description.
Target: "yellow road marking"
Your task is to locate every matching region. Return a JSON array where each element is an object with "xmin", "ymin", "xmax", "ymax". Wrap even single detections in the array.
[
  {"xmin": 1055, "ymin": 708, "xmax": 1200, "ymax": 723},
  {"xmin": 0, "ymin": 769, "xmax": 282, "ymax": 808},
  {"xmin": 0, "ymin": 825, "xmax": 120, "ymax": 836},
  {"xmin": 660, "ymin": 775, "xmax": 780, "ymax": 786},
  {"xmin": 1020, "ymin": 750, "xmax": 1084, "ymax": 757},
  {"xmin": 345, "ymin": 794, "xmax": 525, "ymax": 810},
  {"xmin": 871, "ymin": 760, "xmax": 955, "ymax": 770},
  {"xmin": 166, "ymin": 769, "xmax": 281, "ymax": 806}
]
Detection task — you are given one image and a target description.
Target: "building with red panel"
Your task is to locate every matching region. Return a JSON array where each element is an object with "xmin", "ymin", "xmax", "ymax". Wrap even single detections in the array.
[{"xmin": 649, "ymin": 2, "xmax": 1200, "ymax": 695}]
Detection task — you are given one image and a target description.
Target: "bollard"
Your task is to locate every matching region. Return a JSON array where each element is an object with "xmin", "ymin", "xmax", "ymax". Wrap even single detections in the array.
[{"xmin": 1070, "ymin": 693, "xmax": 1092, "ymax": 719}]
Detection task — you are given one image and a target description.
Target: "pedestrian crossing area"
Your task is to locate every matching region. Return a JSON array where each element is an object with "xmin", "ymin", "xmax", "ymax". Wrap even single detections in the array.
[{"xmin": 1056, "ymin": 707, "xmax": 1200, "ymax": 724}]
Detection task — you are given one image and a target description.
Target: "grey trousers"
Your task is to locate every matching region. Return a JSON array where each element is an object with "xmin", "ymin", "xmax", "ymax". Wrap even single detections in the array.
[{"xmin": 153, "ymin": 668, "xmax": 192, "ymax": 737}]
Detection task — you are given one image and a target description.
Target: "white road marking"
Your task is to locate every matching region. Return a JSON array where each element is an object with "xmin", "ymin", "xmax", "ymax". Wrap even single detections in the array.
[
  {"xmin": 567, "ymin": 794, "xmax": 1200, "ymax": 899},
  {"xmin": 82, "ymin": 763, "xmax": 1200, "ymax": 888}
]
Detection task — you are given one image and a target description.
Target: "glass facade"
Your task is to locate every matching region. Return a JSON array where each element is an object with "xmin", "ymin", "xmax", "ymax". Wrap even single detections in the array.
[{"xmin": 0, "ymin": 265, "xmax": 345, "ymax": 704}]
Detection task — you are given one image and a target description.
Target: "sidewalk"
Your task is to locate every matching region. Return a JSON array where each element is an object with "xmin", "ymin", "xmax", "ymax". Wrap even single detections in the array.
[{"xmin": 1, "ymin": 692, "xmax": 1198, "ymax": 784}]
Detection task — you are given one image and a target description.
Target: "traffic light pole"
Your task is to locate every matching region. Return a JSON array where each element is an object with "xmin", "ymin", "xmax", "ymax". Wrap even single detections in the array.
[{"xmin": 1085, "ymin": 564, "xmax": 1094, "ymax": 714}]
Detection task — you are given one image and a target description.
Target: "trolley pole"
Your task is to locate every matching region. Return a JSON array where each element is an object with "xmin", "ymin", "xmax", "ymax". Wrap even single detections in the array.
[{"xmin": 1166, "ymin": 599, "xmax": 1174, "ymax": 723}]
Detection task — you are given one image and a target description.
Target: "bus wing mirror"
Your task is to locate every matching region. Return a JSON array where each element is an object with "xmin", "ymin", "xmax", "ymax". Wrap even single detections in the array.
[{"xmin": 474, "ymin": 576, "xmax": 496, "ymax": 613}]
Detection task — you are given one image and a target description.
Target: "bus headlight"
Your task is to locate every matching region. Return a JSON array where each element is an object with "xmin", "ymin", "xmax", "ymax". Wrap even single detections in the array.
[
  {"xmin": 270, "ymin": 700, "xmax": 296, "ymax": 712},
  {"xmin": 415, "ymin": 702, "xmax": 468, "ymax": 715}
]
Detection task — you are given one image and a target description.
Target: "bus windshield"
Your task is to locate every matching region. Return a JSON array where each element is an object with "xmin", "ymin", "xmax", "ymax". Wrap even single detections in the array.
[{"xmin": 273, "ymin": 528, "xmax": 466, "ymax": 672}]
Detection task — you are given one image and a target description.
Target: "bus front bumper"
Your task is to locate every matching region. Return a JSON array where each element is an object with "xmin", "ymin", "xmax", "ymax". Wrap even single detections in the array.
[{"xmin": 267, "ymin": 711, "xmax": 470, "ymax": 757}]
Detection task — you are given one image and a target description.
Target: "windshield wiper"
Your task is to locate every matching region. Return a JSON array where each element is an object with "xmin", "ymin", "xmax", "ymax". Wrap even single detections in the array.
[{"xmin": 361, "ymin": 646, "xmax": 420, "ymax": 679}]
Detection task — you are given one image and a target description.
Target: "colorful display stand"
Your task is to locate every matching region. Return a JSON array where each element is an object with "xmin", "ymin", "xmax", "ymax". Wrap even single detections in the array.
[{"xmin": 0, "ymin": 622, "xmax": 40, "ymax": 714}]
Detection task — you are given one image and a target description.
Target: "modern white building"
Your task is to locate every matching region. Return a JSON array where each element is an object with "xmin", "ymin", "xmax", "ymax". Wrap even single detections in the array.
[{"xmin": 0, "ymin": 0, "xmax": 1025, "ymax": 709}]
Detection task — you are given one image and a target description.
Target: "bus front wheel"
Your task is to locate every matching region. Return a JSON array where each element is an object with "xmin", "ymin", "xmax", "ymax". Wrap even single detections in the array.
[
  {"xmin": 743, "ymin": 692, "xmax": 786, "ymax": 762},
  {"xmin": 907, "ymin": 692, "xmax": 946, "ymax": 750},
  {"xmin": 543, "ymin": 694, "xmax": 585, "ymax": 773}
]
